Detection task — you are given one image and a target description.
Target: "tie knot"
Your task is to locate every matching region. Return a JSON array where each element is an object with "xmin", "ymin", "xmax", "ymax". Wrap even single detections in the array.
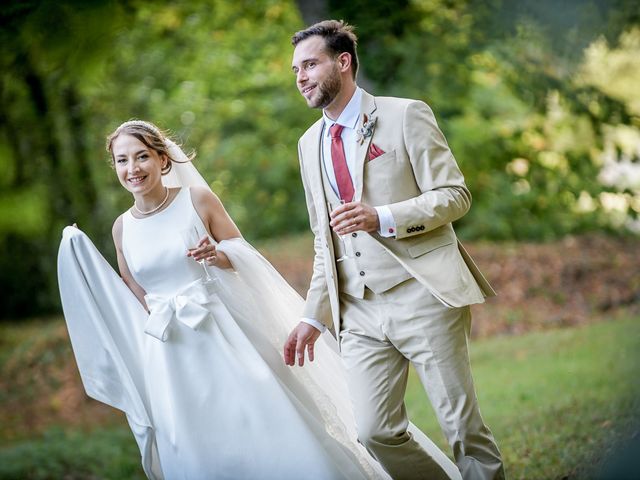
[{"xmin": 330, "ymin": 123, "xmax": 344, "ymax": 139}]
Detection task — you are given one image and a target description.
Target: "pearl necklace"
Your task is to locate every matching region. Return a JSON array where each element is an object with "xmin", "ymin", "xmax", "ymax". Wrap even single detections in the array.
[{"xmin": 132, "ymin": 187, "xmax": 170, "ymax": 216}]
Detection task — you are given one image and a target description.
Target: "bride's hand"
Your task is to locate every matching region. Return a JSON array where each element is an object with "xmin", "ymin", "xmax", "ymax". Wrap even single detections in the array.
[
  {"xmin": 188, "ymin": 235, "xmax": 218, "ymax": 265},
  {"xmin": 188, "ymin": 235, "xmax": 234, "ymax": 269}
]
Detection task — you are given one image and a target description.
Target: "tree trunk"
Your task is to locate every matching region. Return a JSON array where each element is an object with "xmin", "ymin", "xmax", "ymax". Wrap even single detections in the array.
[
  {"xmin": 63, "ymin": 85, "xmax": 98, "ymax": 230},
  {"xmin": 22, "ymin": 61, "xmax": 77, "ymax": 228},
  {"xmin": 295, "ymin": 0, "xmax": 329, "ymax": 25},
  {"xmin": 0, "ymin": 80, "xmax": 28, "ymax": 187}
]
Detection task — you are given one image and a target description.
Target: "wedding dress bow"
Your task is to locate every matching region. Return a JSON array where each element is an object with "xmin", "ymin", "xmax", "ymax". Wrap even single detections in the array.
[{"xmin": 144, "ymin": 279, "xmax": 213, "ymax": 341}]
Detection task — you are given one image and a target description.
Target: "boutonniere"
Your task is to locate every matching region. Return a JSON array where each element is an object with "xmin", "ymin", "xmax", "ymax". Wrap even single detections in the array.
[{"xmin": 356, "ymin": 114, "xmax": 377, "ymax": 145}]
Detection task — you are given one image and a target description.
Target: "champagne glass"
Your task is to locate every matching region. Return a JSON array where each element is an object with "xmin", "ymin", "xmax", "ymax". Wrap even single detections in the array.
[
  {"xmin": 333, "ymin": 200, "xmax": 354, "ymax": 263},
  {"xmin": 180, "ymin": 225, "xmax": 215, "ymax": 284}
]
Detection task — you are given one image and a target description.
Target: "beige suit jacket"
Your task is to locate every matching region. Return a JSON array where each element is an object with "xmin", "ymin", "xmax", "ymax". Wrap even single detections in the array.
[{"xmin": 298, "ymin": 90, "xmax": 496, "ymax": 333}]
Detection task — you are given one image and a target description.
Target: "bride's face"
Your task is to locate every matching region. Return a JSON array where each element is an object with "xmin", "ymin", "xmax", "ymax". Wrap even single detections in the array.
[{"xmin": 112, "ymin": 134, "xmax": 167, "ymax": 195}]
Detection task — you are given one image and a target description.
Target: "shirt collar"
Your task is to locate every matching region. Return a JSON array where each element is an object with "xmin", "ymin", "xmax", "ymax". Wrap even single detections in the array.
[{"xmin": 323, "ymin": 87, "xmax": 362, "ymax": 136}]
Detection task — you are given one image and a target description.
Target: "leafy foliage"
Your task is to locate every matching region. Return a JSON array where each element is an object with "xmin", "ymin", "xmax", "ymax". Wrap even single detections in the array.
[
  {"xmin": 1, "ymin": 0, "xmax": 316, "ymax": 318},
  {"xmin": 0, "ymin": 0, "xmax": 639, "ymax": 317},
  {"xmin": 333, "ymin": 0, "xmax": 640, "ymax": 240},
  {"xmin": 89, "ymin": 1, "xmax": 317, "ymax": 238}
]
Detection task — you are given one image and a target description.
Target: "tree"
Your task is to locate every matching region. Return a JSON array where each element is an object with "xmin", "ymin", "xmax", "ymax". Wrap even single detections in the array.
[{"xmin": 0, "ymin": 0, "xmax": 132, "ymax": 317}]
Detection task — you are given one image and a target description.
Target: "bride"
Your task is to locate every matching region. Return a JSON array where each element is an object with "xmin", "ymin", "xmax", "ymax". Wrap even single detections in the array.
[{"xmin": 57, "ymin": 120, "xmax": 460, "ymax": 479}]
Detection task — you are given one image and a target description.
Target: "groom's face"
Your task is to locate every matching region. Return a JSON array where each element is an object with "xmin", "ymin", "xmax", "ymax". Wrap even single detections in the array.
[{"xmin": 292, "ymin": 36, "xmax": 342, "ymax": 109}]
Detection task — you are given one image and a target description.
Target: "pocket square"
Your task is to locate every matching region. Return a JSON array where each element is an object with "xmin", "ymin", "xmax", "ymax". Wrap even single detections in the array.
[{"xmin": 368, "ymin": 143, "xmax": 385, "ymax": 161}]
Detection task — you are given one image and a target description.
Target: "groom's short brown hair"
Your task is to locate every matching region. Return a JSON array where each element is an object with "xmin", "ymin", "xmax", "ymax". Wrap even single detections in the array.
[{"xmin": 291, "ymin": 20, "xmax": 359, "ymax": 79}]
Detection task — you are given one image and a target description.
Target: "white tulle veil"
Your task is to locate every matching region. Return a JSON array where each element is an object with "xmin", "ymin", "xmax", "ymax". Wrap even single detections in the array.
[
  {"xmin": 159, "ymin": 141, "xmax": 461, "ymax": 480},
  {"xmin": 162, "ymin": 139, "xmax": 389, "ymax": 478},
  {"xmin": 161, "ymin": 139, "xmax": 210, "ymax": 189}
]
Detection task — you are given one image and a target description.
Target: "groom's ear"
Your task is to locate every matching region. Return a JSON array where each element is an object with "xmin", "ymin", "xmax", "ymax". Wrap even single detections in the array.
[{"xmin": 337, "ymin": 52, "xmax": 352, "ymax": 72}]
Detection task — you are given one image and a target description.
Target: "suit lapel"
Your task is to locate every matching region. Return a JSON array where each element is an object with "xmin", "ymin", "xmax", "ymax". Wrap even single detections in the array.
[
  {"xmin": 304, "ymin": 119, "xmax": 339, "ymax": 299},
  {"xmin": 303, "ymin": 120, "xmax": 327, "ymax": 215},
  {"xmin": 353, "ymin": 91, "xmax": 378, "ymax": 201}
]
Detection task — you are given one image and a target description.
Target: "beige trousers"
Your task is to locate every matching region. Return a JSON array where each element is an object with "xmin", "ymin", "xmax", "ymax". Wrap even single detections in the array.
[{"xmin": 339, "ymin": 278, "xmax": 505, "ymax": 480}]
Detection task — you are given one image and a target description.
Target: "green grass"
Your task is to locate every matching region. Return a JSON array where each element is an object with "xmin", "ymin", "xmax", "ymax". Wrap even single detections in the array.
[
  {"xmin": 1, "ymin": 317, "xmax": 638, "ymax": 479},
  {"xmin": 406, "ymin": 316, "xmax": 640, "ymax": 479},
  {"xmin": 0, "ymin": 427, "xmax": 143, "ymax": 480}
]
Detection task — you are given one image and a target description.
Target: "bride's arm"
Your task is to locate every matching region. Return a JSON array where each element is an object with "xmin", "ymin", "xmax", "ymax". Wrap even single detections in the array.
[
  {"xmin": 112, "ymin": 215, "xmax": 149, "ymax": 310},
  {"xmin": 189, "ymin": 186, "xmax": 241, "ymax": 270}
]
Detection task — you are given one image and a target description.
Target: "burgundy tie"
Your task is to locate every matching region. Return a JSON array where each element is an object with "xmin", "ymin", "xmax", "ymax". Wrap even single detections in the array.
[{"xmin": 329, "ymin": 123, "xmax": 354, "ymax": 202}]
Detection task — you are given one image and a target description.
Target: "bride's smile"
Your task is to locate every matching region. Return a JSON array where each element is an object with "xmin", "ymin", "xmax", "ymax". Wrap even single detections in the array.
[{"xmin": 127, "ymin": 175, "xmax": 147, "ymax": 186}]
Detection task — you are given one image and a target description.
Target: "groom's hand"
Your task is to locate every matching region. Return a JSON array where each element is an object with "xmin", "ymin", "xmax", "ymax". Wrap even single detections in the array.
[
  {"xmin": 330, "ymin": 202, "xmax": 380, "ymax": 236},
  {"xmin": 284, "ymin": 322, "xmax": 321, "ymax": 367}
]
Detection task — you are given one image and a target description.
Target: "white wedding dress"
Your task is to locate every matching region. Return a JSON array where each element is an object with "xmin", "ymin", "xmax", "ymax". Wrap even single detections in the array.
[{"xmin": 58, "ymin": 182, "xmax": 460, "ymax": 479}]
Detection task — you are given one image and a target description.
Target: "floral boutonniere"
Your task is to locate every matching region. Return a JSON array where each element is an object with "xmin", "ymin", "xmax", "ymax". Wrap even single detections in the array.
[{"xmin": 356, "ymin": 114, "xmax": 377, "ymax": 145}]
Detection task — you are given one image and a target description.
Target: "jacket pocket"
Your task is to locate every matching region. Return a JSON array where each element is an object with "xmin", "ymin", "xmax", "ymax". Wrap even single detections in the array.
[
  {"xmin": 365, "ymin": 149, "xmax": 396, "ymax": 167},
  {"xmin": 407, "ymin": 236, "xmax": 453, "ymax": 258}
]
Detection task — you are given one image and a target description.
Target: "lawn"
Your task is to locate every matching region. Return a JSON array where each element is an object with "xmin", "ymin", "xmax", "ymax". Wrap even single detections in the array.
[
  {"xmin": 406, "ymin": 316, "xmax": 640, "ymax": 479},
  {"xmin": 1, "ymin": 316, "xmax": 638, "ymax": 479}
]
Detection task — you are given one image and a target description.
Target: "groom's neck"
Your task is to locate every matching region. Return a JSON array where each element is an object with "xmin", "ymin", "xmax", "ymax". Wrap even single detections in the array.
[{"xmin": 324, "ymin": 83, "xmax": 357, "ymax": 121}]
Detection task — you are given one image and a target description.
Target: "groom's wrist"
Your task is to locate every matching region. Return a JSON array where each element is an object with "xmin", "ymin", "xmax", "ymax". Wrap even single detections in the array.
[
  {"xmin": 375, "ymin": 205, "xmax": 396, "ymax": 237},
  {"xmin": 301, "ymin": 317, "xmax": 326, "ymax": 333}
]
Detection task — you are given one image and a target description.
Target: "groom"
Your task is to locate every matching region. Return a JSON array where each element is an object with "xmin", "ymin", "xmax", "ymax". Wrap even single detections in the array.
[{"xmin": 284, "ymin": 20, "xmax": 505, "ymax": 480}]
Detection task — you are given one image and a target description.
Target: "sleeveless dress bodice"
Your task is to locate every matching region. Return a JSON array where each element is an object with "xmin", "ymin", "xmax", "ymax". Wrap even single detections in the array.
[{"xmin": 122, "ymin": 187, "xmax": 207, "ymax": 297}]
